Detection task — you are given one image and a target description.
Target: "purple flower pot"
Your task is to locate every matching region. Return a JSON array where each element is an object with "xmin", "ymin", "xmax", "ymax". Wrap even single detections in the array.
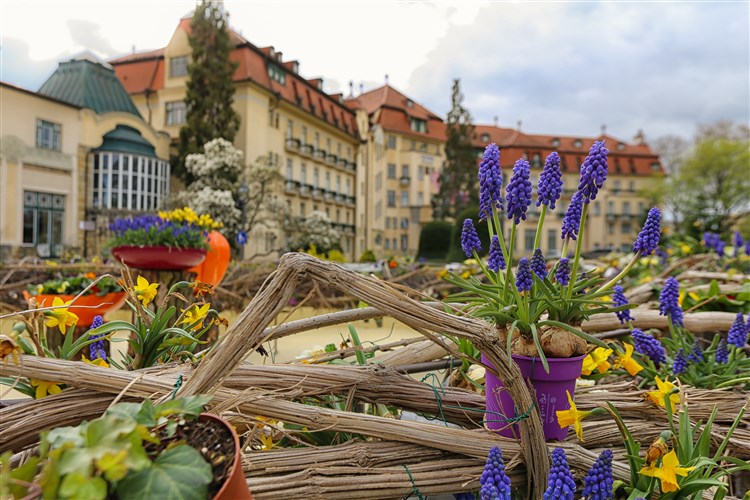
[{"xmin": 482, "ymin": 353, "xmax": 585, "ymax": 441}]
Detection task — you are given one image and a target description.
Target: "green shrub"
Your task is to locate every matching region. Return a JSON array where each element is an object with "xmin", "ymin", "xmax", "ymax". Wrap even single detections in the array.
[
  {"xmin": 359, "ymin": 249, "xmax": 377, "ymax": 262},
  {"xmin": 417, "ymin": 221, "xmax": 452, "ymax": 261},
  {"xmin": 446, "ymin": 208, "xmax": 491, "ymax": 262}
]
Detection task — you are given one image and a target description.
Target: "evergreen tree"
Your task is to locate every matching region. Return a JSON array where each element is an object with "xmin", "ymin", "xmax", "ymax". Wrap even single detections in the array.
[
  {"xmin": 434, "ymin": 79, "xmax": 477, "ymax": 220},
  {"xmin": 176, "ymin": 0, "xmax": 241, "ymax": 183}
]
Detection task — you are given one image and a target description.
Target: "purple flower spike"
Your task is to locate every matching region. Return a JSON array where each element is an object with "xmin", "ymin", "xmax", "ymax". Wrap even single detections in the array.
[
  {"xmin": 530, "ymin": 248, "xmax": 546, "ymax": 279},
  {"xmin": 488, "ymin": 236, "xmax": 506, "ymax": 272},
  {"xmin": 561, "ymin": 192, "xmax": 584, "ymax": 241},
  {"xmin": 516, "ymin": 257, "xmax": 533, "ymax": 293},
  {"xmin": 633, "ymin": 207, "xmax": 661, "ymax": 255},
  {"xmin": 582, "ymin": 449, "xmax": 614, "ymax": 500},
  {"xmin": 659, "ymin": 277, "xmax": 684, "ymax": 328},
  {"xmin": 672, "ymin": 349, "xmax": 688, "ymax": 375},
  {"xmin": 480, "ymin": 446, "xmax": 512, "ymax": 500},
  {"xmin": 479, "ymin": 143, "xmax": 504, "ymax": 220},
  {"xmin": 733, "ymin": 231, "xmax": 743, "ymax": 257},
  {"xmin": 543, "ymin": 448, "xmax": 576, "ymax": 500},
  {"xmin": 631, "ymin": 328, "xmax": 667, "ymax": 366},
  {"xmin": 715, "ymin": 338, "xmax": 729, "ymax": 364},
  {"xmin": 727, "ymin": 312, "xmax": 748, "ymax": 348},
  {"xmin": 537, "ymin": 152, "xmax": 563, "ymax": 209},
  {"xmin": 506, "ymin": 158, "xmax": 532, "ymax": 225},
  {"xmin": 612, "ymin": 285, "xmax": 634, "ymax": 324},
  {"xmin": 745, "ymin": 241, "xmax": 750, "ymax": 256},
  {"xmin": 577, "ymin": 140, "xmax": 609, "ymax": 203},
  {"xmin": 556, "ymin": 258, "xmax": 570, "ymax": 286},
  {"xmin": 688, "ymin": 340, "xmax": 704, "ymax": 363},
  {"xmin": 88, "ymin": 315, "xmax": 106, "ymax": 361},
  {"xmin": 461, "ymin": 219, "xmax": 482, "ymax": 258}
]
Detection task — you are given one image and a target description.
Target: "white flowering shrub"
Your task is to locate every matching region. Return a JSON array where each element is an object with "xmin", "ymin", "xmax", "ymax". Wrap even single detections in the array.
[
  {"xmin": 185, "ymin": 138, "xmax": 242, "ymax": 192},
  {"xmin": 176, "ymin": 187, "xmax": 241, "ymax": 230},
  {"xmin": 289, "ymin": 211, "xmax": 340, "ymax": 254}
]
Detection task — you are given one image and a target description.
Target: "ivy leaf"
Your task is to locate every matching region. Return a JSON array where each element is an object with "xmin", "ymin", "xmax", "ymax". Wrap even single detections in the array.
[
  {"xmin": 59, "ymin": 472, "xmax": 107, "ymax": 500},
  {"xmin": 116, "ymin": 445, "xmax": 212, "ymax": 500}
]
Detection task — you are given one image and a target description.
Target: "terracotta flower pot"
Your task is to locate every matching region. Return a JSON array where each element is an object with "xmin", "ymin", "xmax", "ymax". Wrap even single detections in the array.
[
  {"xmin": 187, "ymin": 231, "xmax": 231, "ymax": 287},
  {"xmin": 23, "ymin": 290, "xmax": 127, "ymax": 327},
  {"xmin": 199, "ymin": 413, "xmax": 252, "ymax": 500},
  {"xmin": 111, "ymin": 245, "xmax": 207, "ymax": 270}
]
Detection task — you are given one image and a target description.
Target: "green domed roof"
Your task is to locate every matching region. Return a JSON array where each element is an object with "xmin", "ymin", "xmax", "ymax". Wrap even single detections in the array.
[{"xmin": 94, "ymin": 125, "xmax": 156, "ymax": 157}]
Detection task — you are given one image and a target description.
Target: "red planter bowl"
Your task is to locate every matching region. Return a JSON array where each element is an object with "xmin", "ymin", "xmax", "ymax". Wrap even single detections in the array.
[
  {"xmin": 111, "ymin": 245, "xmax": 207, "ymax": 270},
  {"xmin": 23, "ymin": 290, "xmax": 128, "ymax": 327}
]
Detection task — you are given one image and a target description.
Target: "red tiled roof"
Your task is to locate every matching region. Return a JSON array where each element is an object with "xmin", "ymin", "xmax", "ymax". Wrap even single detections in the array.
[
  {"xmin": 110, "ymin": 19, "xmax": 357, "ymax": 138},
  {"xmin": 109, "ymin": 48, "xmax": 165, "ymax": 65},
  {"xmin": 346, "ymin": 84, "xmax": 446, "ymax": 141},
  {"xmin": 472, "ymin": 125, "xmax": 662, "ymax": 176}
]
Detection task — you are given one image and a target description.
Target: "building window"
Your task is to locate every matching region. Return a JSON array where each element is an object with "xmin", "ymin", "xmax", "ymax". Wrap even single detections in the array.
[
  {"xmin": 622, "ymin": 201, "xmax": 631, "ymax": 216},
  {"xmin": 622, "ymin": 222, "xmax": 632, "ymax": 234},
  {"xmin": 268, "ymin": 64, "xmax": 286, "ymax": 84},
  {"xmin": 524, "ymin": 229, "xmax": 535, "ymax": 251},
  {"xmin": 313, "ymin": 167, "xmax": 319, "ymax": 188},
  {"xmin": 92, "ymin": 152, "xmax": 169, "ymax": 211},
  {"xmin": 165, "ymin": 101, "xmax": 187, "ymax": 126},
  {"xmin": 532, "ymin": 153, "xmax": 542, "ymax": 167},
  {"xmin": 23, "ymin": 191, "xmax": 65, "ymax": 256},
  {"xmin": 170, "ymin": 56, "xmax": 189, "ymax": 77},
  {"xmin": 547, "ymin": 229, "xmax": 557, "ymax": 251},
  {"xmin": 607, "ymin": 201, "xmax": 615, "ymax": 215},
  {"xmin": 287, "ymin": 120, "xmax": 294, "ymax": 139},
  {"xmin": 608, "ymin": 224, "xmax": 615, "ymax": 235},
  {"xmin": 574, "ymin": 139, "xmax": 582, "ymax": 148},
  {"xmin": 481, "ymin": 133, "xmax": 490, "ymax": 142},
  {"xmin": 629, "ymin": 181, "xmax": 636, "ymax": 192},
  {"xmin": 417, "ymin": 192, "xmax": 424, "ymax": 205},
  {"xmin": 409, "ymin": 118, "xmax": 427, "ymax": 133},
  {"xmin": 300, "ymin": 164, "xmax": 307, "ymax": 185},
  {"xmin": 375, "ymin": 172, "xmax": 382, "ymax": 191},
  {"xmin": 593, "ymin": 201, "xmax": 601, "ymax": 216},
  {"xmin": 387, "ymin": 135, "xmax": 396, "ymax": 150},
  {"xmin": 417, "ymin": 167, "xmax": 425, "ymax": 181},
  {"xmin": 385, "ymin": 238, "xmax": 390, "ymax": 250},
  {"xmin": 300, "ymin": 202, "xmax": 306, "ymax": 217},
  {"xmin": 401, "ymin": 191, "xmax": 409, "ymax": 207},
  {"xmin": 36, "ymin": 120, "xmax": 61, "ymax": 150},
  {"xmin": 385, "ymin": 217, "xmax": 391, "ymax": 229},
  {"xmin": 401, "ymin": 235, "xmax": 408, "ymax": 251},
  {"xmin": 387, "ymin": 191, "xmax": 396, "ymax": 208},
  {"xmin": 286, "ymin": 159, "xmax": 293, "ymax": 180},
  {"xmin": 613, "ymin": 180, "xmax": 621, "ymax": 193},
  {"xmin": 375, "ymin": 201, "xmax": 382, "ymax": 220},
  {"xmin": 301, "ymin": 126, "xmax": 307, "ymax": 145},
  {"xmin": 401, "ymin": 164, "xmax": 409, "ymax": 178},
  {"xmin": 400, "ymin": 217, "xmax": 409, "ymax": 229},
  {"xmin": 387, "ymin": 163, "xmax": 396, "ymax": 179},
  {"xmin": 325, "ymin": 172, "xmax": 331, "ymax": 190}
]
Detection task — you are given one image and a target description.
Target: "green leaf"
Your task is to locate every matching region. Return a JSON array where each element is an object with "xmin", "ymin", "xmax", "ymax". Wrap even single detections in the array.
[
  {"xmin": 59, "ymin": 472, "xmax": 107, "ymax": 500},
  {"xmin": 116, "ymin": 445, "xmax": 213, "ymax": 500}
]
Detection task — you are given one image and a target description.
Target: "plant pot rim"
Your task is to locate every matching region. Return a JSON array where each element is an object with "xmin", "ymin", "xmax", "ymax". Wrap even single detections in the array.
[
  {"xmin": 112, "ymin": 244, "xmax": 207, "ymax": 252},
  {"xmin": 198, "ymin": 413, "xmax": 251, "ymax": 500},
  {"xmin": 510, "ymin": 353, "xmax": 587, "ymax": 362}
]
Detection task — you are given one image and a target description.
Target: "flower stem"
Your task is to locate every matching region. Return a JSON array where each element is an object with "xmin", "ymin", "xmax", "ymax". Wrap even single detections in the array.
[
  {"xmin": 533, "ymin": 204, "xmax": 548, "ymax": 252},
  {"xmin": 599, "ymin": 250, "xmax": 642, "ymax": 293},
  {"xmin": 504, "ymin": 224, "xmax": 517, "ymax": 301},
  {"xmin": 566, "ymin": 203, "xmax": 589, "ymax": 299}
]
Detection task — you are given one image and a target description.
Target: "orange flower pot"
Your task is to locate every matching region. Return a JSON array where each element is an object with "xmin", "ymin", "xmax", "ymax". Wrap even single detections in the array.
[
  {"xmin": 23, "ymin": 290, "xmax": 128, "ymax": 327},
  {"xmin": 187, "ymin": 231, "xmax": 231, "ymax": 287}
]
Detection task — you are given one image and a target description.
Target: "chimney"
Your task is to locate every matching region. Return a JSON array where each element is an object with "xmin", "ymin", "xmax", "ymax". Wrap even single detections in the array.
[
  {"xmin": 493, "ymin": 116, "xmax": 498, "ymax": 127},
  {"xmin": 359, "ymin": 82, "xmax": 364, "ymax": 94},
  {"xmin": 131, "ymin": 45, "xmax": 136, "ymax": 54},
  {"xmin": 385, "ymin": 74, "xmax": 389, "ymax": 85},
  {"xmin": 633, "ymin": 129, "xmax": 645, "ymax": 145},
  {"xmin": 601, "ymin": 124, "xmax": 607, "ymax": 136},
  {"xmin": 516, "ymin": 120, "xmax": 522, "ymax": 131},
  {"xmin": 349, "ymin": 80, "xmax": 354, "ymax": 97},
  {"xmin": 276, "ymin": 51, "xmax": 283, "ymax": 62}
]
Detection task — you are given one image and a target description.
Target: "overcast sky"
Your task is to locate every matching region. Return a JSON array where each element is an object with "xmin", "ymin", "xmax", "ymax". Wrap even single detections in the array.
[{"xmin": 2, "ymin": 1, "xmax": 748, "ymax": 142}]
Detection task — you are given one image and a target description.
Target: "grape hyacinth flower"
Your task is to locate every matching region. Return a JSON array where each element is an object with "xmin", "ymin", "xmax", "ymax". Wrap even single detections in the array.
[
  {"xmin": 632, "ymin": 329, "xmax": 667, "ymax": 366},
  {"xmin": 516, "ymin": 258, "xmax": 533, "ymax": 293},
  {"xmin": 658, "ymin": 277, "xmax": 684, "ymax": 328},
  {"xmin": 745, "ymin": 240, "xmax": 750, "ymax": 256},
  {"xmin": 480, "ymin": 446, "xmax": 512, "ymax": 500},
  {"xmin": 488, "ymin": 236, "xmax": 506, "ymax": 272},
  {"xmin": 561, "ymin": 191, "xmax": 584, "ymax": 241},
  {"xmin": 537, "ymin": 152, "xmax": 564, "ymax": 209},
  {"xmin": 688, "ymin": 340, "xmax": 704, "ymax": 363},
  {"xmin": 478, "ymin": 143, "xmax": 504, "ymax": 220},
  {"xmin": 530, "ymin": 248, "xmax": 546, "ymax": 279},
  {"xmin": 506, "ymin": 158, "xmax": 532, "ymax": 224},
  {"xmin": 733, "ymin": 231, "xmax": 744, "ymax": 257},
  {"xmin": 577, "ymin": 140, "xmax": 609, "ymax": 203},
  {"xmin": 612, "ymin": 285, "xmax": 633, "ymax": 324},
  {"xmin": 461, "ymin": 219, "xmax": 482, "ymax": 258},
  {"xmin": 727, "ymin": 312, "xmax": 748, "ymax": 348},
  {"xmin": 543, "ymin": 448, "xmax": 576, "ymax": 500},
  {"xmin": 715, "ymin": 338, "xmax": 729, "ymax": 364},
  {"xmin": 672, "ymin": 349, "xmax": 688, "ymax": 375},
  {"xmin": 556, "ymin": 258, "xmax": 571, "ymax": 286},
  {"xmin": 633, "ymin": 207, "xmax": 662, "ymax": 256},
  {"xmin": 88, "ymin": 315, "xmax": 106, "ymax": 361},
  {"xmin": 716, "ymin": 239, "xmax": 726, "ymax": 257},
  {"xmin": 582, "ymin": 449, "xmax": 614, "ymax": 500}
]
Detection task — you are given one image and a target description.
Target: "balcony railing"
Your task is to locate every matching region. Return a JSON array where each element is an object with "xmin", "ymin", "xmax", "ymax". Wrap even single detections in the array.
[
  {"xmin": 324, "ymin": 191, "xmax": 334, "ymax": 202},
  {"xmin": 312, "ymin": 188, "xmax": 323, "ymax": 199},
  {"xmin": 399, "ymin": 176, "xmax": 411, "ymax": 186},
  {"xmin": 314, "ymin": 148, "xmax": 327, "ymax": 160},
  {"xmin": 337, "ymin": 158, "xmax": 347, "ymax": 169},
  {"xmin": 300, "ymin": 144, "xmax": 314, "ymax": 156},
  {"xmin": 335, "ymin": 194, "xmax": 345, "ymax": 205},
  {"xmin": 345, "ymin": 195, "xmax": 356, "ymax": 206},
  {"xmin": 299, "ymin": 184, "xmax": 311, "ymax": 197},
  {"xmin": 327, "ymin": 153, "xmax": 338, "ymax": 165},
  {"xmin": 284, "ymin": 180, "xmax": 299, "ymax": 194},
  {"xmin": 285, "ymin": 138, "xmax": 300, "ymax": 151}
]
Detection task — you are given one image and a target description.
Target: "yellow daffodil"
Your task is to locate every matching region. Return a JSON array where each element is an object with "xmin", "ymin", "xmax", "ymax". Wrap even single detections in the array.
[
  {"xmin": 437, "ymin": 269, "xmax": 449, "ymax": 279},
  {"xmin": 134, "ymin": 276, "xmax": 159, "ymax": 306},
  {"xmin": 581, "ymin": 347, "xmax": 613, "ymax": 375},
  {"xmin": 30, "ymin": 378, "xmax": 63, "ymax": 399},
  {"xmin": 556, "ymin": 390, "xmax": 592, "ymax": 442},
  {"xmin": 460, "ymin": 271, "xmax": 471, "ymax": 279},
  {"xmin": 679, "ymin": 244, "xmax": 692, "ymax": 255},
  {"xmin": 191, "ymin": 281, "xmax": 213, "ymax": 298},
  {"xmin": 180, "ymin": 303, "xmax": 211, "ymax": 330},
  {"xmin": 677, "ymin": 291, "xmax": 699, "ymax": 307},
  {"xmin": 639, "ymin": 450, "xmax": 696, "ymax": 492},
  {"xmin": 44, "ymin": 296, "xmax": 79, "ymax": 334},
  {"xmin": 0, "ymin": 333, "xmax": 22, "ymax": 364},
  {"xmin": 82, "ymin": 355, "xmax": 110, "ymax": 368},
  {"xmin": 638, "ymin": 276, "xmax": 653, "ymax": 285},
  {"xmin": 614, "ymin": 343, "xmax": 643, "ymax": 376},
  {"xmin": 646, "ymin": 377, "xmax": 680, "ymax": 408}
]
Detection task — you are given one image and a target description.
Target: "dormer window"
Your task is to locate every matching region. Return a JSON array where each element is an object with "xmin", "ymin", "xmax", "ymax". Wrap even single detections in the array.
[
  {"xmin": 481, "ymin": 133, "xmax": 490, "ymax": 142},
  {"xmin": 617, "ymin": 143, "xmax": 626, "ymax": 151},
  {"xmin": 651, "ymin": 162, "xmax": 661, "ymax": 172},
  {"xmin": 268, "ymin": 64, "xmax": 286, "ymax": 84},
  {"xmin": 574, "ymin": 139, "xmax": 582, "ymax": 148},
  {"xmin": 551, "ymin": 138, "xmax": 560, "ymax": 147},
  {"xmin": 406, "ymin": 99, "xmax": 414, "ymax": 107},
  {"xmin": 409, "ymin": 118, "xmax": 427, "ymax": 133}
]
